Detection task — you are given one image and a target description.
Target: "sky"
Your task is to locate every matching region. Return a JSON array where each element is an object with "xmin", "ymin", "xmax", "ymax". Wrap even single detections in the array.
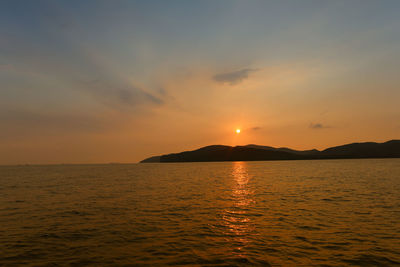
[{"xmin": 1, "ymin": 0, "xmax": 400, "ymax": 164}]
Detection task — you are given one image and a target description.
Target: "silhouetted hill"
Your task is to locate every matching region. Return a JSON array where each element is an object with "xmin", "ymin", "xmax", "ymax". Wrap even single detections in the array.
[
  {"xmin": 245, "ymin": 144, "xmax": 320, "ymax": 155},
  {"xmin": 140, "ymin": 140, "xmax": 400, "ymax": 163},
  {"xmin": 319, "ymin": 140, "xmax": 400, "ymax": 158},
  {"xmin": 140, "ymin": 155, "xmax": 161, "ymax": 163}
]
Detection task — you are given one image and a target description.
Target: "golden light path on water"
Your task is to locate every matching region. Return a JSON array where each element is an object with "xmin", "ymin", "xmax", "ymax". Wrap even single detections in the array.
[{"xmin": 221, "ymin": 162, "xmax": 255, "ymax": 260}]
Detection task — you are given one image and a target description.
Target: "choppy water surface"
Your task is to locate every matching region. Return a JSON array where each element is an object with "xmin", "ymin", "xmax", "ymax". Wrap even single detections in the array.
[{"xmin": 1, "ymin": 159, "xmax": 400, "ymax": 266}]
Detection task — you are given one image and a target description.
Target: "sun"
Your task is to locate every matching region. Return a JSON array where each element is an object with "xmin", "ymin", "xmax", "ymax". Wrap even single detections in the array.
[{"xmin": 236, "ymin": 129, "xmax": 241, "ymax": 134}]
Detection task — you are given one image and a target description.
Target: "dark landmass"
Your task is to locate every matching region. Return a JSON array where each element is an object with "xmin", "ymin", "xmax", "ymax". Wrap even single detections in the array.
[{"xmin": 140, "ymin": 140, "xmax": 400, "ymax": 163}]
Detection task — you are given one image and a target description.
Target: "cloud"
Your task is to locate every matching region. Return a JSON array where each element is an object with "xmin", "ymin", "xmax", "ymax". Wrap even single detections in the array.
[
  {"xmin": 251, "ymin": 126, "xmax": 262, "ymax": 131},
  {"xmin": 213, "ymin": 68, "xmax": 257, "ymax": 85},
  {"xmin": 309, "ymin": 123, "xmax": 330, "ymax": 129},
  {"xmin": 82, "ymin": 79, "xmax": 164, "ymax": 110}
]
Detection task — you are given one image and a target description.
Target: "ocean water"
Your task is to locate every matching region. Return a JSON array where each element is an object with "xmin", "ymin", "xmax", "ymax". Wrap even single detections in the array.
[{"xmin": 0, "ymin": 159, "xmax": 400, "ymax": 266}]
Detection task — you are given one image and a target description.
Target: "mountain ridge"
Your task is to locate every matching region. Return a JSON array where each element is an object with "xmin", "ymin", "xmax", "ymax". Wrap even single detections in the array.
[{"xmin": 140, "ymin": 140, "xmax": 400, "ymax": 163}]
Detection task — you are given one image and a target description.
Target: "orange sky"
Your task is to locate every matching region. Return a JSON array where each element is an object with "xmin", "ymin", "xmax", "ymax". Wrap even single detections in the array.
[{"xmin": 0, "ymin": 1, "xmax": 399, "ymax": 164}]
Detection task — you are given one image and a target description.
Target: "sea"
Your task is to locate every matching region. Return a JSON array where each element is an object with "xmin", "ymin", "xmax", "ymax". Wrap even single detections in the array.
[{"xmin": 1, "ymin": 159, "xmax": 399, "ymax": 266}]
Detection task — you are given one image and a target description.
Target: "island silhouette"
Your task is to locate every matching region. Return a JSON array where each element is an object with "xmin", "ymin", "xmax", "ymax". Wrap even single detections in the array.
[{"xmin": 141, "ymin": 140, "xmax": 400, "ymax": 163}]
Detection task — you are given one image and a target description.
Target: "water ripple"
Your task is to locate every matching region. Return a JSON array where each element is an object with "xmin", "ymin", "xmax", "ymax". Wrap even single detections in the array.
[{"xmin": 0, "ymin": 159, "xmax": 399, "ymax": 265}]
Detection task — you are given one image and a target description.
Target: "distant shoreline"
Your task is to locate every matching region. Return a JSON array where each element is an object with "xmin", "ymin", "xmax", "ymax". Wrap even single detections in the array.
[
  {"xmin": 1, "ymin": 156, "xmax": 399, "ymax": 167},
  {"xmin": 141, "ymin": 140, "xmax": 400, "ymax": 163}
]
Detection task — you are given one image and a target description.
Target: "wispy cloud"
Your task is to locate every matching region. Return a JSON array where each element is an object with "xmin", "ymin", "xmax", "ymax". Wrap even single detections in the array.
[
  {"xmin": 251, "ymin": 126, "xmax": 262, "ymax": 131},
  {"xmin": 82, "ymin": 79, "xmax": 164, "ymax": 110},
  {"xmin": 309, "ymin": 123, "xmax": 331, "ymax": 129},
  {"xmin": 213, "ymin": 68, "xmax": 258, "ymax": 85}
]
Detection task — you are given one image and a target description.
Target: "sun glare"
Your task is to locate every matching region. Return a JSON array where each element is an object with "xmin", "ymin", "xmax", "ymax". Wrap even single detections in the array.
[{"xmin": 236, "ymin": 129, "xmax": 241, "ymax": 134}]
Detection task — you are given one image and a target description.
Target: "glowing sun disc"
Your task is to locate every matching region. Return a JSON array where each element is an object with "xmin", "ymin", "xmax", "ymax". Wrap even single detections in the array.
[{"xmin": 236, "ymin": 129, "xmax": 241, "ymax": 134}]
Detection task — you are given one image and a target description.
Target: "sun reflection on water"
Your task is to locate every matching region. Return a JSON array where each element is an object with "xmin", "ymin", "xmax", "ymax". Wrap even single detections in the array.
[{"xmin": 221, "ymin": 161, "xmax": 255, "ymax": 258}]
